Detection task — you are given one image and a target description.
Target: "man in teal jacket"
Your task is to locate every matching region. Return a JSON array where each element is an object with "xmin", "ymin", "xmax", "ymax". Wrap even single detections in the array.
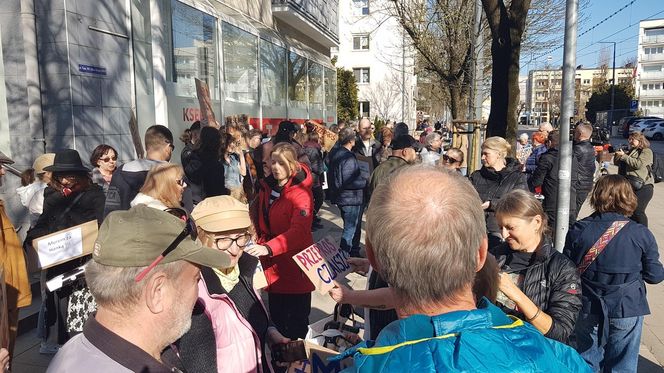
[{"xmin": 334, "ymin": 165, "xmax": 590, "ymax": 372}]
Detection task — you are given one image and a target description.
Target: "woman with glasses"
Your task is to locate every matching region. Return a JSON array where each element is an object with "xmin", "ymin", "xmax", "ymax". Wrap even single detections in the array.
[
  {"xmin": 171, "ymin": 196, "xmax": 290, "ymax": 373},
  {"xmin": 438, "ymin": 147, "xmax": 464, "ymax": 172},
  {"xmin": 131, "ymin": 164, "xmax": 187, "ymax": 210},
  {"xmin": 89, "ymin": 144, "xmax": 118, "ymax": 193},
  {"xmin": 492, "ymin": 189, "xmax": 582, "ymax": 344},
  {"xmin": 248, "ymin": 143, "xmax": 315, "ymax": 341},
  {"xmin": 614, "ymin": 131, "xmax": 654, "ymax": 227}
]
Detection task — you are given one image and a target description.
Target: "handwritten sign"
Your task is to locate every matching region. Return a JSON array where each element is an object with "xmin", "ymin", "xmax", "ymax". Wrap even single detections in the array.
[
  {"xmin": 293, "ymin": 237, "xmax": 351, "ymax": 294},
  {"xmin": 308, "ymin": 121, "xmax": 338, "ymax": 152},
  {"xmin": 33, "ymin": 220, "xmax": 98, "ymax": 269},
  {"xmin": 287, "ymin": 341, "xmax": 352, "ymax": 373}
]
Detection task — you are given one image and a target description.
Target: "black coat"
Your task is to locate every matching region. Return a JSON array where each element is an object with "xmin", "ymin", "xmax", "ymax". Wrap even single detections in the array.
[
  {"xmin": 470, "ymin": 158, "xmax": 528, "ymax": 235},
  {"xmin": 352, "ymin": 137, "xmax": 382, "ymax": 171},
  {"xmin": 531, "ymin": 148, "xmax": 579, "ymax": 213},
  {"xmin": 185, "ymin": 151, "xmax": 229, "ymax": 201},
  {"xmin": 573, "ymin": 140, "xmax": 596, "ymax": 191},
  {"xmin": 328, "ymin": 145, "xmax": 367, "ymax": 206},
  {"xmin": 492, "ymin": 241, "xmax": 582, "ymax": 344}
]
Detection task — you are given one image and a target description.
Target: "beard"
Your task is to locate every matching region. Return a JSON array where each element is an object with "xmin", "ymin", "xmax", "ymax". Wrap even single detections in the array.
[{"xmin": 165, "ymin": 293, "xmax": 194, "ymax": 343}]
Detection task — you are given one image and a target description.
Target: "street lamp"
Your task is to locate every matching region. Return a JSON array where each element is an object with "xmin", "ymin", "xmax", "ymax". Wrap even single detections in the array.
[{"xmin": 599, "ymin": 41, "xmax": 616, "ymax": 129}]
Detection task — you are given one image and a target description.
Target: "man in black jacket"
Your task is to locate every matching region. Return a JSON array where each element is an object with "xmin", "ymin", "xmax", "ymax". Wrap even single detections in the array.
[
  {"xmin": 103, "ymin": 125, "xmax": 173, "ymax": 217},
  {"xmin": 573, "ymin": 123, "xmax": 596, "ymax": 217},
  {"xmin": 352, "ymin": 118, "xmax": 382, "ymax": 171},
  {"xmin": 531, "ymin": 130, "xmax": 579, "ymax": 229}
]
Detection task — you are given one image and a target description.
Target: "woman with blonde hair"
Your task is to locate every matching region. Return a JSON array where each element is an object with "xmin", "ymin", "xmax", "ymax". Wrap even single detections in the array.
[
  {"xmin": 131, "ymin": 163, "xmax": 187, "ymax": 210},
  {"xmin": 470, "ymin": 136, "xmax": 528, "ymax": 249},
  {"xmin": 248, "ymin": 142, "xmax": 315, "ymax": 340},
  {"xmin": 492, "ymin": 189, "xmax": 581, "ymax": 344},
  {"xmin": 614, "ymin": 131, "xmax": 654, "ymax": 226},
  {"xmin": 565, "ymin": 175, "xmax": 664, "ymax": 371}
]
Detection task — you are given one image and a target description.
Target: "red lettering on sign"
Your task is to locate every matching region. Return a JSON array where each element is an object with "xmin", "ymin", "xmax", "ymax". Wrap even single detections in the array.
[{"xmin": 182, "ymin": 108, "xmax": 202, "ymax": 122}]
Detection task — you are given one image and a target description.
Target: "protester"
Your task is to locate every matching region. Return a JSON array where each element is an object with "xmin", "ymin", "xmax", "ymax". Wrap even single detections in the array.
[
  {"xmin": 185, "ymin": 126, "xmax": 229, "ymax": 203},
  {"xmin": 564, "ymin": 175, "xmax": 664, "ymax": 372},
  {"xmin": 89, "ymin": 144, "xmax": 118, "ymax": 193},
  {"xmin": 16, "ymin": 153, "xmax": 54, "ymax": 227},
  {"xmin": 393, "ymin": 122, "xmax": 409, "ymax": 139},
  {"xmin": 438, "ymin": 148, "xmax": 464, "ymax": 172},
  {"xmin": 104, "ymin": 125, "xmax": 173, "ymax": 216},
  {"xmin": 334, "ymin": 165, "xmax": 590, "ymax": 372},
  {"xmin": 26, "ymin": 149, "xmax": 105, "ymax": 346},
  {"xmin": 181, "ymin": 121, "xmax": 201, "ymax": 168},
  {"xmin": 0, "ymin": 151, "xmax": 32, "ymax": 358},
  {"xmin": 377, "ymin": 127, "xmax": 393, "ymax": 163},
  {"xmin": 525, "ymin": 131, "xmax": 547, "ymax": 181},
  {"xmin": 419, "ymin": 132, "xmax": 443, "ymax": 166},
  {"xmin": 470, "ymin": 136, "xmax": 528, "ymax": 249},
  {"xmin": 243, "ymin": 128, "xmax": 263, "ymax": 202},
  {"xmin": 249, "ymin": 143, "xmax": 315, "ymax": 339},
  {"xmin": 573, "ymin": 122, "xmax": 596, "ymax": 216},
  {"xmin": 328, "ymin": 128, "xmax": 368, "ymax": 257},
  {"xmin": 614, "ymin": 131, "xmax": 654, "ymax": 227},
  {"xmin": 369, "ymin": 135, "xmax": 420, "ymax": 198},
  {"xmin": 492, "ymin": 189, "xmax": 582, "ymax": 344},
  {"xmin": 353, "ymin": 118, "xmax": 382, "ymax": 170},
  {"xmin": 176, "ymin": 196, "xmax": 290, "ymax": 372},
  {"xmin": 516, "ymin": 133, "xmax": 532, "ymax": 169},
  {"xmin": 452, "ymin": 123, "xmax": 469, "ymax": 175},
  {"xmin": 302, "ymin": 132, "xmax": 325, "ymax": 230},
  {"xmin": 531, "ymin": 130, "xmax": 579, "ymax": 229},
  {"xmin": 46, "ymin": 205, "xmax": 231, "ymax": 372},
  {"xmin": 254, "ymin": 121, "xmax": 309, "ymax": 180},
  {"xmin": 221, "ymin": 133, "xmax": 246, "ymax": 193},
  {"xmin": 539, "ymin": 122, "xmax": 554, "ymax": 138},
  {"xmin": 131, "ymin": 163, "xmax": 186, "ymax": 210}
]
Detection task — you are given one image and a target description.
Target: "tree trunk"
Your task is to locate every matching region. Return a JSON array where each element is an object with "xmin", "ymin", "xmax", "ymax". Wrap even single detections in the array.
[{"xmin": 449, "ymin": 83, "xmax": 467, "ymax": 120}]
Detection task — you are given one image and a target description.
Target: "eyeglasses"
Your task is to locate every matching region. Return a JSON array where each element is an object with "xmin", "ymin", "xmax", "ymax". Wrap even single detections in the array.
[
  {"xmin": 214, "ymin": 233, "xmax": 252, "ymax": 251},
  {"xmin": 176, "ymin": 179, "xmax": 187, "ymax": 187},
  {"xmin": 100, "ymin": 156, "xmax": 117, "ymax": 162},
  {"xmin": 134, "ymin": 208, "xmax": 197, "ymax": 282},
  {"xmin": 443, "ymin": 154, "xmax": 460, "ymax": 164}
]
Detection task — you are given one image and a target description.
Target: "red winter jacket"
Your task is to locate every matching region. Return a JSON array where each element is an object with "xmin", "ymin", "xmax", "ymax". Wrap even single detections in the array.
[{"xmin": 254, "ymin": 163, "xmax": 315, "ymax": 294}]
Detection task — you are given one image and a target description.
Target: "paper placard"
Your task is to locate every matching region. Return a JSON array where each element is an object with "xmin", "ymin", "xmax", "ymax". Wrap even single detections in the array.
[
  {"xmin": 32, "ymin": 220, "xmax": 98, "ymax": 269},
  {"xmin": 293, "ymin": 237, "xmax": 351, "ymax": 294},
  {"xmin": 253, "ymin": 261, "xmax": 268, "ymax": 290},
  {"xmin": 287, "ymin": 341, "xmax": 353, "ymax": 373}
]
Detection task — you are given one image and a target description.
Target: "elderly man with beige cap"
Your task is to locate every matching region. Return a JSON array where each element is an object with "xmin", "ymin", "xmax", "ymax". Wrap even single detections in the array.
[
  {"xmin": 47, "ymin": 205, "xmax": 231, "ymax": 373},
  {"xmin": 169, "ymin": 196, "xmax": 289, "ymax": 373}
]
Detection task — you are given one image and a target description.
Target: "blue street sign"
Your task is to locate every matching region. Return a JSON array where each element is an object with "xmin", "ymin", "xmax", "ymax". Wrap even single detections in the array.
[
  {"xmin": 630, "ymin": 100, "xmax": 638, "ymax": 112},
  {"xmin": 78, "ymin": 64, "xmax": 107, "ymax": 76}
]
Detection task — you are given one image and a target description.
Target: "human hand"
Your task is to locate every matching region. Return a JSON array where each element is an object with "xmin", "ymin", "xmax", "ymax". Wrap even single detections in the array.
[
  {"xmin": 267, "ymin": 327, "xmax": 290, "ymax": 346},
  {"xmin": 0, "ymin": 348, "xmax": 9, "ymax": 372},
  {"xmin": 328, "ymin": 281, "xmax": 353, "ymax": 303},
  {"xmin": 481, "ymin": 201, "xmax": 490, "ymax": 210},
  {"xmin": 498, "ymin": 272, "xmax": 522, "ymax": 301},
  {"xmin": 245, "ymin": 244, "xmax": 270, "ymax": 257},
  {"xmin": 615, "ymin": 149, "xmax": 624, "ymax": 157},
  {"xmin": 347, "ymin": 257, "xmax": 370, "ymax": 275}
]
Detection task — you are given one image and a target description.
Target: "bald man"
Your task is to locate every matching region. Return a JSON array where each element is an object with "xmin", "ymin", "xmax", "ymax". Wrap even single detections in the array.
[{"xmin": 352, "ymin": 118, "xmax": 382, "ymax": 170}]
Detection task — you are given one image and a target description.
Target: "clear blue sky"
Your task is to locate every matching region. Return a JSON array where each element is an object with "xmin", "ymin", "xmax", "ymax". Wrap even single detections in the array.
[{"xmin": 522, "ymin": 0, "xmax": 664, "ymax": 73}]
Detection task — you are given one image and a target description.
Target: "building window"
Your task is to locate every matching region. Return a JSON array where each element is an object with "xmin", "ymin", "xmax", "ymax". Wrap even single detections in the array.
[
  {"xmin": 352, "ymin": 0, "xmax": 369, "ymax": 15},
  {"xmin": 353, "ymin": 67, "xmax": 370, "ymax": 83},
  {"xmin": 353, "ymin": 35, "xmax": 370, "ymax": 50},
  {"xmin": 359, "ymin": 101, "xmax": 370, "ymax": 118},
  {"xmin": 222, "ymin": 22, "xmax": 258, "ymax": 103},
  {"xmin": 170, "ymin": 0, "xmax": 217, "ymax": 96},
  {"xmin": 288, "ymin": 52, "xmax": 308, "ymax": 109},
  {"xmin": 583, "ymin": 79, "xmax": 590, "ymax": 84},
  {"xmin": 260, "ymin": 39, "xmax": 286, "ymax": 107}
]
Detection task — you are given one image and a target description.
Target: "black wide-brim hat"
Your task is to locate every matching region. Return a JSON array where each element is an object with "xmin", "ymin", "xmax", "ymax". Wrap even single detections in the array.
[{"xmin": 43, "ymin": 149, "xmax": 91, "ymax": 173}]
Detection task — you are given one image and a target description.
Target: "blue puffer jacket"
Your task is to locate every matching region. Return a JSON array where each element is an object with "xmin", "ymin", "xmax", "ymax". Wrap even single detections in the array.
[
  {"xmin": 334, "ymin": 299, "xmax": 590, "ymax": 372},
  {"xmin": 327, "ymin": 145, "xmax": 367, "ymax": 206}
]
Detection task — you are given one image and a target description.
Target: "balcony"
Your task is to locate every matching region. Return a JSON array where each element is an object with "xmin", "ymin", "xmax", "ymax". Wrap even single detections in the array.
[
  {"xmin": 641, "ymin": 53, "xmax": 664, "ymax": 62},
  {"xmin": 643, "ymin": 35, "xmax": 664, "ymax": 45},
  {"xmin": 639, "ymin": 71, "xmax": 664, "ymax": 81},
  {"xmin": 272, "ymin": 0, "xmax": 339, "ymax": 48},
  {"xmin": 641, "ymin": 89, "xmax": 664, "ymax": 98}
]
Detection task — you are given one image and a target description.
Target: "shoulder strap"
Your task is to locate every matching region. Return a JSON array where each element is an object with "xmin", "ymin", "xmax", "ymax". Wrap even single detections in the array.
[
  {"xmin": 58, "ymin": 192, "xmax": 86, "ymax": 221},
  {"xmin": 577, "ymin": 220, "xmax": 629, "ymax": 274}
]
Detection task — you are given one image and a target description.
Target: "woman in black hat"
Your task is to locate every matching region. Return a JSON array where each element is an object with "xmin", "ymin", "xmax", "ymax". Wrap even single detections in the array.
[{"xmin": 26, "ymin": 148, "xmax": 106, "ymax": 348}]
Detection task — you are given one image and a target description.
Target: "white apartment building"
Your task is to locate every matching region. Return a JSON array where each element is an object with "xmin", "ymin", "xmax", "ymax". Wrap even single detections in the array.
[
  {"xmin": 526, "ymin": 67, "xmax": 633, "ymax": 125},
  {"xmin": 636, "ymin": 18, "xmax": 664, "ymax": 117},
  {"xmin": 333, "ymin": 0, "xmax": 417, "ymax": 126}
]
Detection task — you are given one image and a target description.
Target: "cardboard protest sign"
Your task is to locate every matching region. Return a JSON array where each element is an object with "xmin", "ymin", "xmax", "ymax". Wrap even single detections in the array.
[
  {"xmin": 293, "ymin": 237, "xmax": 351, "ymax": 294},
  {"xmin": 32, "ymin": 220, "xmax": 98, "ymax": 269},
  {"xmin": 195, "ymin": 78, "xmax": 221, "ymax": 128},
  {"xmin": 253, "ymin": 261, "xmax": 268, "ymax": 289},
  {"xmin": 308, "ymin": 121, "xmax": 338, "ymax": 152},
  {"xmin": 0, "ymin": 269, "xmax": 8, "ymax": 349},
  {"xmin": 287, "ymin": 341, "xmax": 353, "ymax": 373}
]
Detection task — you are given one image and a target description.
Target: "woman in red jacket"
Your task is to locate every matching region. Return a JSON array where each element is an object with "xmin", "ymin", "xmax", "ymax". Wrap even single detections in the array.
[{"xmin": 246, "ymin": 143, "xmax": 315, "ymax": 339}]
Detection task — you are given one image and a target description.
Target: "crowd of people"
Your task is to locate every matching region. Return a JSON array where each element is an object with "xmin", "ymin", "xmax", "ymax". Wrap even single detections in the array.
[{"xmin": 0, "ymin": 117, "xmax": 662, "ymax": 372}]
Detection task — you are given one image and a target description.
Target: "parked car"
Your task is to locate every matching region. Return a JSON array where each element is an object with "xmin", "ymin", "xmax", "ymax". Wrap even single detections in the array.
[
  {"xmin": 643, "ymin": 121, "xmax": 664, "ymax": 140},
  {"xmin": 630, "ymin": 118, "xmax": 663, "ymax": 133},
  {"xmin": 620, "ymin": 116, "xmax": 662, "ymax": 137}
]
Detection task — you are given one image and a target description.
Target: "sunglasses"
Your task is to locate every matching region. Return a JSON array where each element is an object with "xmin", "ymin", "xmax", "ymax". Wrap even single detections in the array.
[
  {"xmin": 100, "ymin": 156, "xmax": 117, "ymax": 162},
  {"xmin": 134, "ymin": 208, "xmax": 198, "ymax": 282},
  {"xmin": 443, "ymin": 154, "xmax": 460, "ymax": 164},
  {"xmin": 176, "ymin": 179, "xmax": 187, "ymax": 187}
]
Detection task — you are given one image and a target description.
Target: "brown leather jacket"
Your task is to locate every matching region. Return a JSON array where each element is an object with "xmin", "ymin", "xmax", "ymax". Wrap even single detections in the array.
[{"xmin": 1, "ymin": 199, "xmax": 32, "ymax": 309}]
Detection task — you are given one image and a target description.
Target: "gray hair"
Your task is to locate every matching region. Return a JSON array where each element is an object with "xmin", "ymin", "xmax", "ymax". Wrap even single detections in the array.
[
  {"xmin": 366, "ymin": 165, "xmax": 486, "ymax": 311},
  {"xmin": 338, "ymin": 127, "xmax": 357, "ymax": 145},
  {"xmin": 86, "ymin": 260, "xmax": 186, "ymax": 311},
  {"xmin": 425, "ymin": 132, "xmax": 442, "ymax": 147},
  {"xmin": 519, "ymin": 133, "xmax": 529, "ymax": 141}
]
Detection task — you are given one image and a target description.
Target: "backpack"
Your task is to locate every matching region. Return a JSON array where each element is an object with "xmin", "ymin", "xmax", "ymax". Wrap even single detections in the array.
[{"xmin": 650, "ymin": 153, "xmax": 664, "ymax": 183}]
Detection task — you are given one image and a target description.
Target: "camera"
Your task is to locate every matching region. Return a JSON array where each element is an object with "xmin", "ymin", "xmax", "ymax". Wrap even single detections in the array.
[{"xmin": 620, "ymin": 144, "xmax": 630, "ymax": 152}]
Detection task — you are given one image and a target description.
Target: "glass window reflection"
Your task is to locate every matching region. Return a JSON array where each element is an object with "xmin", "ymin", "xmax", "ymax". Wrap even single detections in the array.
[{"xmin": 222, "ymin": 22, "xmax": 258, "ymax": 103}]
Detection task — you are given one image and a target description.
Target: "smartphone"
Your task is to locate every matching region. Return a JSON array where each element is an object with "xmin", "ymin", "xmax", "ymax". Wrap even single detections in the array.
[{"xmin": 271, "ymin": 340, "xmax": 307, "ymax": 362}]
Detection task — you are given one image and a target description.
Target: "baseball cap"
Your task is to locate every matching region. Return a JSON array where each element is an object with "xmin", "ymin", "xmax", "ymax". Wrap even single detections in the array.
[
  {"xmin": 93, "ymin": 205, "xmax": 231, "ymax": 268},
  {"xmin": 33, "ymin": 153, "xmax": 55, "ymax": 174},
  {"xmin": 392, "ymin": 135, "xmax": 422, "ymax": 151},
  {"xmin": 192, "ymin": 196, "xmax": 251, "ymax": 232}
]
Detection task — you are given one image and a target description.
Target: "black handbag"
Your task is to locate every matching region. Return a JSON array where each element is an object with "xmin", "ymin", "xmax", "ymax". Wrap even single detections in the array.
[{"xmin": 625, "ymin": 174, "xmax": 644, "ymax": 191}]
